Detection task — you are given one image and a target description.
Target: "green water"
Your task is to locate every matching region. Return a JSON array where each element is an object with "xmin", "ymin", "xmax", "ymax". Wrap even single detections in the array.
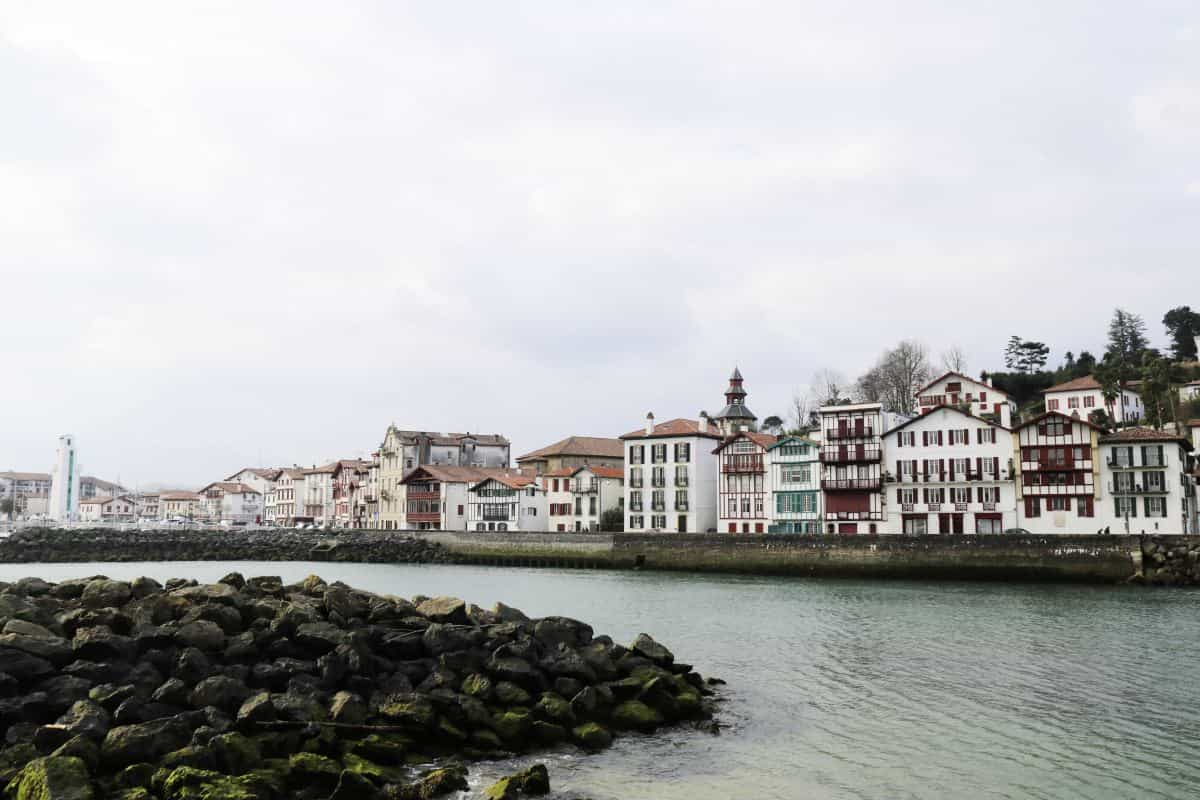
[{"xmin": 5, "ymin": 561, "xmax": 1199, "ymax": 799}]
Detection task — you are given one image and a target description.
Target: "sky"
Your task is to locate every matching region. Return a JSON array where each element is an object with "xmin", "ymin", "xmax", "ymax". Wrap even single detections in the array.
[{"xmin": 2, "ymin": 2, "xmax": 1198, "ymax": 488}]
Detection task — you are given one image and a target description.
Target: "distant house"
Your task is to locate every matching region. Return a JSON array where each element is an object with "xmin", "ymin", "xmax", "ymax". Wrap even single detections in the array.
[
  {"xmin": 539, "ymin": 465, "xmax": 624, "ymax": 532},
  {"xmin": 467, "ymin": 474, "xmax": 543, "ymax": 532},
  {"xmin": 159, "ymin": 491, "xmax": 203, "ymax": 520},
  {"xmin": 198, "ymin": 482, "xmax": 262, "ymax": 524},
  {"xmin": 818, "ymin": 403, "xmax": 910, "ymax": 535},
  {"xmin": 79, "ymin": 494, "xmax": 139, "ymax": 523},
  {"xmin": 1013, "ymin": 412, "xmax": 1103, "ymax": 533},
  {"xmin": 401, "ymin": 465, "xmax": 529, "ymax": 531},
  {"xmin": 515, "ymin": 436, "xmax": 624, "ymax": 475},
  {"xmin": 620, "ymin": 414, "xmax": 722, "ymax": 533},
  {"xmin": 915, "ymin": 371, "xmax": 1017, "ymax": 427},
  {"xmin": 1042, "ymin": 375, "xmax": 1143, "ymax": 423}
]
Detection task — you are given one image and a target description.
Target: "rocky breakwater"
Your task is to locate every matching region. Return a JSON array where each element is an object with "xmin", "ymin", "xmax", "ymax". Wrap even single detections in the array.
[
  {"xmin": 1139, "ymin": 536, "xmax": 1200, "ymax": 585},
  {"xmin": 0, "ymin": 528, "xmax": 451, "ymax": 564},
  {"xmin": 0, "ymin": 573, "xmax": 718, "ymax": 799}
]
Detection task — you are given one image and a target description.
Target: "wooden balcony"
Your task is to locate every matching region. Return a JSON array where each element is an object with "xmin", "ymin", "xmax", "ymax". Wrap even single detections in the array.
[
  {"xmin": 722, "ymin": 455, "xmax": 764, "ymax": 473},
  {"xmin": 406, "ymin": 490, "xmax": 439, "ymax": 501},
  {"xmin": 406, "ymin": 512, "xmax": 440, "ymax": 523},
  {"xmin": 825, "ymin": 427, "xmax": 874, "ymax": 440},
  {"xmin": 821, "ymin": 478, "xmax": 881, "ymax": 491},
  {"xmin": 1109, "ymin": 483, "xmax": 1167, "ymax": 495},
  {"xmin": 819, "ymin": 448, "xmax": 881, "ymax": 464}
]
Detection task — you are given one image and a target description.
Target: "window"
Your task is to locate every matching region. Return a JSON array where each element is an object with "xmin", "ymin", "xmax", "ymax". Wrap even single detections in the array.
[
  {"xmin": 1048, "ymin": 398, "xmax": 1060, "ymax": 410},
  {"xmin": 1047, "ymin": 497, "xmax": 1069, "ymax": 511},
  {"xmin": 896, "ymin": 432, "xmax": 916, "ymax": 447},
  {"xmin": 898, "ymin": 460, "xmax": 916, "ymax": 478},
  {"xmin": 652, "ymin": 444, "xmax": 667, "ymax": 463},
  {"xmin": 630, "ymin": 515, "xmax": 644, "ymax": 529},
  {"xmin": 675, "ymin": 490, "xmax": 688, "ymax": 510},
  {"xmin": 1144, "ymin": 471, "xmax": 1165, "ymax": 492},
  {"xmin": 652, "ymin": 490, "xmax": 665, "ymax": 511},
  {"xmin": 951, "ymin": 458, "xmax": 970, "ymax": 476},
  {"xmin": 651, "ymin": 515, "xmax": 666, "ymax": 529},
  {"xmin": 630, "ymin": 445, "xmax": 644, "ymax": 464},
  {"xmin": 589, "ymin": 497, "xmax": 597, "ymax": 515},
  {"xmin": 924, "ymin": 487, "xmax": 946, "ymax": 504},
  {"xmin": 951, "ymin": 487, "xmax": 971, "ymax": 504},
  {"xmin": 1078, "ymin": 496, "xmax": 1094, "ymax": 517},
  {"xmin": 947, "ymin": 382, "xmax": 962, "ymax": 393},
  {"xmin": 674, "ymin": 443, "xmax": 691, "ymax": 462},
  {"xmin": 1145, "ymin": 497, "xmax": 1166, "ymax": 517},
  {"xmin": 977, "ymin": 486, "xmax": 1000, "ymax": 503},
  {"xmin": 903, "ymin": 516, "xmax": 927, "ymax": 535},
  {"xmin": 1142, "ymin": 446, "xmax": 1164, "ymax": 467},
  {"xmin": 629, "ymin": 491, "xmax": 642, "ymax": 511},
  {"xmin": 651, "ymin": 467, "xmax": 666, "ymax": 487},
  {"xmin": 782, "ymin": 465, "xmax": 811, "ymax": 483},
  {"xmin": 1115, "ymin": 497, "xmax": 1137, "ymax": 518},
  {"xmin": 780, "ymin": 444, "xmax": 811, "ymax": 456},
  {"xmin": 979, "ymin": 391, "xmax": 988, "ymax": 403},
  {"xmin": 898, "ymin": 488, "xmax": 918, "ymax": 504},
  {"xmin": 1111, "ymin": 447, "xmax": 1132, "ymax": 467},
  {"xmin": 575, "ymin": 497, "xmax": 582, "ymax": 515},
  {"xmin": 949, "ymin": 429, "xmax": 968, "ymax": 445},
  {"xmin": 1067, "ymin": 397, "xmax": 1080, "ymax": 409},
  {"xmin": 1046, "ymin": 448, "xmax": 1067, "ymax": 467},
  {"xmin": 1084, "ymin": 395, "xmax": 1095, "ymax": 408},
  {"xmin": 1024, "ymin": 496, "xmax": 1040, "ymax": 517},
  {"xmin": 675, "ymin": 466, "xmax": 689, "ymax": 487},
  {"xmin": 976, "ymin": 517, "xmax": 1002, "ymax": 534},
  {"xmin": 630, "ymin": 467, "xmax": 643, "ymax": 488}
]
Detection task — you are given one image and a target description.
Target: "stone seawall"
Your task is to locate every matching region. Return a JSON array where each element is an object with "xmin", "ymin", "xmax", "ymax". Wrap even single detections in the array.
[
  {"xmin": 3, "ymin": 527, "xmax": 1197, "ymax": 585},
  {"xmin": 0, "ymin": 528, "xmax": 449, "ymax": 564}
]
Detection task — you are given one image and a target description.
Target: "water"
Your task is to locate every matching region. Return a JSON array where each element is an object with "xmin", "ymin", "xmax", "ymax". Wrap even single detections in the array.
[{"xmin": 4, "ymin": 561, "xmax": 1199, "ymax": 800}]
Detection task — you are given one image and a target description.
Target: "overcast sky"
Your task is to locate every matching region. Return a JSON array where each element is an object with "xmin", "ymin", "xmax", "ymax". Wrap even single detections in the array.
[{"xmin": 3, "ymin": 2, "xmax": 1198, "ymax": 488}]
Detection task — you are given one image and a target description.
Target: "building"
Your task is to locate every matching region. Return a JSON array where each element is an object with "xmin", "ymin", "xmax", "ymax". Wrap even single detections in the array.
[
  {"xmin": 224, "ymin": 468, "xmax": 281, "ymax": 500},
  {"xmin": 1179, "ymin": 380, "xmax": 1200, "ymax": 403},
  {"xmin": 882, "ymin": 406, "xmax": 1016, "ymax": 535},
  {"xmin": 48, "ymin": 434, "xmax": 80, "ymax": 522},
  {"xmin": 362, "ymin": 457, "xmax": 380, "ymax": 529},
  {"xmin": 620, "ymin": 414, "xmax": 722, "ymax": 533},
  {"xmin": 376, "ymin": 427, "xmax": 511, "ymax": 530},
  {"xmin": 0, "ymin": 472, "xmax": 52, "ymax": 520},
  {"xmin": 515, "ymin": 436, "xmax": 624, "ymax": 474},
  {"xmin": 137, "ymin": 492, "xmax": 160, "ymax": 520},
  {"xmin": 79, "ymin": 495, "xmax": 137, "ymax": 523},
  {"xmin": 1042, "ymin": 375, "xmax": 1143, "ymax": 423},
  {"xmin": 1012, "ymin": 412, "xmax": 1103, "ymax": 534},
  {"xmin": 540, "ymin": 465, "xmax": 624, "ymax": 532},
  {"xmin": 332, "ymin": 460, "xmax": 372, "ymax": 528},
  {"xmin": 710, "ymin": 368, "xmax": 757, "ymax": 436},
  {"xmin": 714, "ymin": 431, "xmax": 778, "ymax": 533},
  {"xmin": 467, "ymin": 474, "xmax": 543, "ymax": 532},
  {"xmin": 80, "ymin": 476, "xmax": 129, "ymax": 500},
  {"xmin": 199, "ymin": 482, "xmax": 263, "ymax": 524},
  {"xmin": 269, "ymin": 469, "xmax": 306, "ymax": 526},
  {"xmin": 818, "ymin": 403, "xmax": 909, "ymax": 534},
  {"xmin": 915, "ymin": 372, "xmax": 1017, "ymax": 427},
  {"xmin": 766, "ymin": 436, "xmax": 822, "ymax": 533},
  {"xmin": 400, "ymin": 465, "xmax": 526, "ymax": 531},
  {"xmin": 159, "ymin": 491, "xmax": 203, "ymax": 520},
  {"xmin": 302, "ymin": 463, "xmax": 339, "ymax": 525},
  {"xmin": 1098, "ymin": 428, "xmax": 1196, "ymax": 535}
]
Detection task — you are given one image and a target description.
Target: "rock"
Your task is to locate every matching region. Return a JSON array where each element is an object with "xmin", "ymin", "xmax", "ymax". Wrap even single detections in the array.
[
  {"xmin": 208, "ymin": 732, "xmax": 261, "ymax": 774},
  {"xmin": 611, "ymin": 700, "xmax": 663, "ymax": 732},
  {"xmin": 377, "ymin": 695, "xmax": 435, "ymax": 730},
  {"xmin": 4, "ymin": 755, "xmax": 94, "ymax": 800},
  {"xmin": 488, "ymin": 657, "xmax": 540, "ymax": 691},
  {"xmin": 270, "ymin": 692, "xmax": 326, "ymax": 723},
  {"xmin": 398, "ymin": 765, "xmax": 469, "ymax": 800},
  {"xmin": 534, "ymin": 692, "xmax": 575, "ymax": 725},
  {"xmin": 218, "ymin": 573, "xmax": 246, "ymax": 591},
  {"xmin": 293, "ymin": 622, "xmax": 347, "ymax": 655},
  {"xmin": 460, "ymin": 673, "xmax": 493, "ymax": 700},
  {"xmin": 532, "ymin": 618, "xmax": 592, "ymax": 649},
  {"xmin": 494, "ymin": 682, "xmax": 531, "ymax": 707},
  {"xmin": 170, "ymin": 584, "xmax": 241, "ymax": 607},
  {"xmin": 189, "ymin": 676, "xmax": 251, "ymax": 712},
  {"xmin": 89, "ymin": 684, "xmax": 137, "ymax": 711},
  {"xmin": 49, "ymin": 734, "xmax": 100, "ymax": 771},
  {"xmin": 174, "ymin": 648, "xmax": 213, "ymax": 685},
  {"xmin": 130, "ymin": 577, "xmax": 163, "ymax": 599},
  {"xmin": 82, "ymin": 579, "xmax": 132, "ymax": 609},
  {"xmin": 631, "ymin": 633, "xmax": 674, "ymax": 667},
  {"xmin": 288, "ymin": 751, "xmax": 341, "ymax": 784},
  {"xmin": 0, "ymin": 646, "xmax": 54, "ymax": 681},
  {"xmin": 491, "ymin": 708, "xmax": 532, "ymax": 744},
  {"xmin": 572, "ymin": 722, "xmax": 612, "ymax": 751},
  {"xmin": 152, "ymin": 678, "xmax": 190, "ymax": 707},
  {"xmin": 55, "ymin": 700, "xmax": 110, "ymax": 741},
  {"xmin": 175, "ymin": 621, "xmax": 227, "ymax": 653},
  {"xmin": 484, "ymin": 763, "xmax": 549, "ymax": 799},
  {"xmin": 329, "ymin": 768, "xmax": 378, "ymax": 800},
  {"xmin": 422, "ymin": 624, "xmax": 482, "ymax": 657},
  {"xmin": 2, "ymin": 619, "xmax": 57, "ymax": 638},
  {"xmin": 529, "ymin": 721, "xmax": 567, "ymax": 744},
  {"xmin": 491, "ymin": 602, "xmax": 529, "ymax": 623},
  {"xmin": 101, "ymin": 716, "xmax": 193, "ymax": 767},
  {"xmin": 235, "ymin": 692, "xmax": 276, "ymax": 727},
  {"xmin": 415, "ymin": 597, "xmax": 469, "ymax": 625},
  {"xmin": 329, "ymin": 691, "xmax": 367, "ymax": 724},
  {"xmin": 73, "ymin": 627, "xmax": 137, "ymax": 663}
]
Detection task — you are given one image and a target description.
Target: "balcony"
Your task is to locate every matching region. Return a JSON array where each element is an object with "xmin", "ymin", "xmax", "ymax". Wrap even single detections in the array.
[
  {"xmin": 722, "ymin": 455, "xmax": 764, "ymax": 473},
  {"xmin": 481, "ymin": 512, "xmax": 512, "ymax": 522},
  {"xmin": 675, "ymin": 477, "xmax": 690, "ymax": 488},
  {"xmin": 629, "ymin": 504, "xmax": 643, "ymax": 513},
  {"xmin": 1106, "ymin": 459, "xmax": 1134, "ymax": 469},
  {"xmin": 825, "ymin": 427, "xmax": 874, "ymax": 440},
  {"xmin": 1109, "ymin": 483, "xmax": 1167, "ymax": 495},
  {"xmin": 819, "ymin": 448, "xmax": 882, "ymax": 464},
  {"xmin": 406, "ymin": 512, "xmax": 439, "ymax": 523},
  {"xmin": 651, "ymin": 502, "xmax": 666, "ymax": 512},
  {"xmin": 675, "ymin": 502, "xmax": 689, "ymax": 511},
  {"xmin": 821, "ymin": 478, "xmax": 881, "ymax": 491},
  {"xmin": 572, "ymin": 480, "xmax": 598, "ymax": 493},
  {"xmin": 406, "ymin": 490, "xmax": 439, "ymax": 501}
]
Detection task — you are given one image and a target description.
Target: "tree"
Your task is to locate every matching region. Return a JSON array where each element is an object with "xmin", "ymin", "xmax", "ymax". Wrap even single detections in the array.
[
  {"xmin": 810, "ymin": 369, "xmax": 848, "ymax": 408},
  {"xmin": 941, "ymin": 346, "xmax": 968, "ymax": 373},
  {"xmin": 761, "ymin": 415, "xmax": 785, "ymax": 435},
  {"xmin": 855, "ymin": 340, "xmax": 933, "ymax": 415},
  {"xmin": 1163, "ymin": 306, "xmax": 1200, "ymax": 361},
  {"xmin": 1093, "ymin": 363, "xmax": 1122, "ymax": 429},
  {"xmin": 1105, "ymin": 308, "xmax": 1150, "ymax": 381},
  {"xmin": 600, "ymin": 509, "xmax": 624, "ymax": 532},
  {"xmin": 1004, "ymin": 336, "xmax": 1022, "ymax": 371},
  {"xmin": 1004, "ymin": 336, "xmax": 1049, "ymax": 373},
  {"xmin": 787, "ymin": 391, "xmax": 816, "ymax": 433},
  {"xmin": 1139, "ymin": 354, "xmax": 1173, "ymax": 430}
]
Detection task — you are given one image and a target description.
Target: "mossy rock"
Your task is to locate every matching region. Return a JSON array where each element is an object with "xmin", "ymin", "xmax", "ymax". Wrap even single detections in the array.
[
  {"xmin": 394, "ymin": 765, "xmax": 468, "ymax": 800},
  {"xmin": 469, "ymin": 729, "xmax": 504, "ymax": 751},
  {"xmin": 533, "ymin": 693, "xmax": 574, "ymax": 725},
  {"xmin": 630, "ymin": 664, "xmax": 672, "ymax": 685},
  {"xmin": 115, "ymin": 763, "xmax": 156, "ymax": 790},
  {"xmin": 491, "ymin": 709, "xmax": 532, "ymax": 744},
  {"xmin": 611, "ymin": 700, "xmax": 662, "ymax": 732},
  {"xmin": 209, "ymin": 733, "xmax": 262, "ymax": 775},
  {"xmin": 493, "ymin": 682, "xmax": 531, "ymax": 707},
  {"xmin": 159, "ymin": 746, "xmax": 217, "ymax": 773},
  {"xmin": 0, "ymin": 745, "xmax": 41, "ymax": 788},
  {"xmin": 571, "ymin": 722, "xmax": 613, "ymax": 751},
  {"xmin": 436, "ymin": 718, "xmax": 467, "ymax": 743},
  {"xmin": 483, "ymin": 763, "xmax": 549, "ymax": 799},
  {"xmin": 460, "ymin": 673, "xmax": 493, "ymax": 700},
  {"xmin": 339, "ymin": 753, "xmax": 406, "ymax": 786},
  {"xmin": 674, "ymin": 689, "xmax": 702, "ymax": 718},
  {"xmin": 529, "ymin": 721, "xmax": 567, "ymax": 744},
  {"xmin": 109, "ymin": 790, "xmax": 152, "ymax": 800},
  {"xmin": 346, "ymin": 734, "xmax": 409, "ymax": 766},
  {"xmin": 378, "ymin": 697, "xmax": 436, "ymax": 730},
  {"xmin": 287, "ymin": 752, "xmax": 340, "ymax": 785},
  {"xmin": 3, "ymin": 756, "xmax": 94, "ymax": 800},
  {"xmin": 604, "ymin": 677, "xmax": 643, "ymax": 700}
]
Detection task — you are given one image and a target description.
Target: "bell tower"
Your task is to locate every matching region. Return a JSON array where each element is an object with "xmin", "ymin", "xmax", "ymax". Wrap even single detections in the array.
[{"xmin": 711, "ymin": 367, "xmax": 757, "ymax": 435}]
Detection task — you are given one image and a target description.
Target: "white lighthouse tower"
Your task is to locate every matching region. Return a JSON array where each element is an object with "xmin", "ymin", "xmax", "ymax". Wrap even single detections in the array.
[{"xmin": 48, "ymin": 434, "xmax": 80, "ymax": 522}]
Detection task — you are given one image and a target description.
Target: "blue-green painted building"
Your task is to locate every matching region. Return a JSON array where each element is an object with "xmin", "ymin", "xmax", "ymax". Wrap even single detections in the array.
[{"xmin": 767, "ymin": 435, "xmax": 821, "ymax": 533}]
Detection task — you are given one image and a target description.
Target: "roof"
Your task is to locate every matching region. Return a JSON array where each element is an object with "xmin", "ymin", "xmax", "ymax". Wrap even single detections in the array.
[
  {"xmin": 766, "ymin": 435, "xmax": 821, "ymax": 451},
  {"xmin": 386, "ymin": 428, "xmax": 510, "ymax": 447},
  {"xmin": 914, "ymin": 371, "xmax": 1003, "ymax": 397},
  {"xmin": 1013, "ymin": 410, "xmax": 1105, "ymax": 432},
  {"xmin": 1043, "ymin": 374, "xmax": 1140, "ymax": 394},
  {"xmin": 304, "ymin": 462, "xmax": 339, "ymax": 475},
  {"xmin": 882, "ymin": 404, "xmax": 1010, "ymax": 437},
  {"xmin": 401, "ymin": 465, "xmax": 527, "ymax": 485},
  {"xmin": 620, "ymin": 418, "xmax": 724, "ymax": 441},
  {"xmin": 516, "ymin": 436, "xmax": 625, "ymax": 463},
  {"xmin": 540, "ymin": 468, "xmax": 577, "ymax": 478},
  {"xmin": 585, "ymin": 466, "xmax": 625, "ymax": 480},
  {"xmin": 332, "ymin": 459, "xmax": 371, "ymax": 477},
  {"xmin": 711, "ymin": 403, "xmax": 756, "ymax": 421},
  {"xmin": 1188, "ymin": 419, "xmax": 1200, "ymax": 428},
  {"xmin": 278, "ymin": 468, "xmax": 306, "ymax": 480},
  {"xmin": 1099, "ymin": 427, "xmax": 1193, "ymax": 449},
  {"xmin": 0, "ymin": 472, "xmax": 51, "ymax": 482},
  {"xmin": 159, "ymin": 491, "xmax": 202, "ymax": 501},
  {"xmin": 79, "ymin": 496, "xmax": 110, "ymax": 505},
  {"xmin": 712, "ymin": 431, "xmax": 778, "ymax": 454},
  {"xmin": 200, "ymin": 482, "xmax": 261, "ymax": 495},
  {"xmin": 471, "ymin": 474, "xmax": 537, "ymax": 491},
  {"xmin": 224, "ymin": 468, "xmax": 282, "ymax": 482}
]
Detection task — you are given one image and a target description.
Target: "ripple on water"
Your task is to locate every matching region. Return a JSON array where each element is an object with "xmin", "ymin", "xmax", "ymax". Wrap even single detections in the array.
[{"xmin": 3, "ymin": 562, "xmax": 1200, "ymax": 799}]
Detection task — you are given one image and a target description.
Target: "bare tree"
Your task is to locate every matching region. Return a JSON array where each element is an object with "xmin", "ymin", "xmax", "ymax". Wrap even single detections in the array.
[
  {"xmin": 855, "ymin": 340, "xmax": 933, "ymax": 415},
  {"xmin": 940, "ymin": 346, "xmax": 968, "ymax": 373},
  {"xmin": 810, "ymin": 369, "xmax": 847, "ymax": 408},
  {"xmin": 787, "ymin": 391, "xmax": 815, "ymax": 432}
]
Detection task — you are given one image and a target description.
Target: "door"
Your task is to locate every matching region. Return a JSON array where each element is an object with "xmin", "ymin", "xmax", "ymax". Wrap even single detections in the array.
[
  {"xmin": 952, "ymin": 514, "xmax": 964, "ymax": 534},
  {"xmin": 938, "ymin": 513, "xmax": 950, "ymax": 534},
  {"xmin": 838, "ymin": 523, "xmax": 858, "ymax": 535},
  {"xmin": 678, "ymin": 515, "xmax": 688, "ymax": 533}
]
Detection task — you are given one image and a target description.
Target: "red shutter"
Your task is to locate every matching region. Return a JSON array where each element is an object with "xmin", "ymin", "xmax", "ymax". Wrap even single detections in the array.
[
  {"xmin": 938, "ymin": 431, "xmax": 944, "ymax": 445},
  {"xmin": 975, "ymin": 457, "xmax": 981, "ymax": 478},
  {"xmin": 962, "ymin": 428, "xmax": 969, "ymax": 444},
  {"xmin": 939, "ymin": 459, "xmax": 945, "ymax": 477},
  {"xmin": 992, "ymin": 457, "xmax": 999, "ymax": 475},
  {"xmin": 922, "ymin": 488, "xmax": 928, "ymax": 503},
  {"xmin": 949, "ymin": 460, "xmax": 956, "ymax": 480}
]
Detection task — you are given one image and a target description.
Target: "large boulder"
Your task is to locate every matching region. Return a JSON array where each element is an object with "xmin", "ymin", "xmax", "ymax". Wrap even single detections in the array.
[
  {"xmin": 175, "ymin": 621, "xmax": 227, "ymax": 653},
  {"xmin": 0, "ymin": 647, "xmax": 54, "ymax": 681},
  {"xmin": 73, "ymin": 627, "xmax": 137, "ymax": 663},
  {"xmin": 0, "ymin": 632, "xmax": 72, "ymax": 666},
  {"xmin": 189, "ymin": 676, "xmax": 251, "ymax": 712},
  {"xmin": 484, "ymin": 763, "xmax": 549, "ymax": 799},
  {"xmin": 631, "ymin": 633, "xmax": 674, "ymax": 667},
  {"xmin": 101, "ymin": 716, "xmax": 193, "ymax": 767},
  {"xmin": 532, "ymin": 618, "xmax": 592, "ymax": 649},
  {"xmin": 3, "ymin": 755, "xmax": 93, "ymax": 800},
  {"xmin": 415, "ymin": 597, "xmax": 469, "ymax": 625},
  {"xmin": 55, "ymin": 700, "xmax": 111, "ymax": 741},
  {"xmin": 422, "ymin": 624, "xmax": 482, "ymax": 657},
  {"xmin": 81, "ymin": 579, "xmax": 132, "ymax": 610}
]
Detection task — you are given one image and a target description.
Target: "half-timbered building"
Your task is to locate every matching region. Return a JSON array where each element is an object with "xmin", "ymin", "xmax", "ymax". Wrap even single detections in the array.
[
  {"xmin": 714, "ymin": 431, "xmax": 777, "ymax": 533},
  {"xmin": 467, "ymin": 474, "xmax": 542, "ymax": 532},
  {"xmin": 819, "ymin": 403, "xmax": 909, "ymax": 534},
  {"xmin": 766, "ymin": 435, "xmax": 821, "ymax": 533},
  {"xmin": 1013, "ymin": 412, "xmax": 1102, "ymax": 533},
  {"xmin": 883, "ymin": 406, "xmax": 1016, "ymax": 535}
]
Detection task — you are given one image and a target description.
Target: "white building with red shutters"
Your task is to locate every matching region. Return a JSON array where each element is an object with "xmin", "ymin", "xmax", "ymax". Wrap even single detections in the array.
[
  {"xmin": 467, "ymin": 473, "xmax": 543, "ymax": 532},
  {"xmin": 401, "ymin": 465, "xmax": 531, "ymax": 531},
  {"xmin": 1042, "ymin": 375, "xmax": 1143, "ymax": 423},
  {"xmin": 883, "ymin": 406, "xmax": 1016, "ymax": 535},
  {"xmin": 818, "ymin": 403, "xmax": 909, "ymax": 534},
  {"xmin": 541, "ymin": 466, "xmax": 624, "ymax": 532},
  {"xmin": 915, "ymin": 372, "xmax": 1017, "ymax": 428},
  {"xmin": 621, "ymin": 413, "xmax": 722, "ymax": 533},
  {"xmin": 1013, "ymin": 412, "xmax": 1104, "ymax": 533},
  {"xmin": 714, "ymin": 431, "xmax": 778, "ymax": 533}
]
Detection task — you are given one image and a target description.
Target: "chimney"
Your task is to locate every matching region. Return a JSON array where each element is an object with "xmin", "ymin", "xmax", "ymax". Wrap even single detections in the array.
[
  {"xmin": 699, "ymin": 411, "xmax": 709, "ymax": 434},
  {"xmin": 645, "ymin": 412, "xmax": 655, "ymax": 435}
]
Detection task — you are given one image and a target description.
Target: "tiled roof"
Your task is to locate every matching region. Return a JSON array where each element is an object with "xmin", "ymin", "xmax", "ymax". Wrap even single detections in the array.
[
  {"xmin": 620, "ymin": 418, "xmax": 724, "ymax": 441},
  {"xmin": 1014, "ymin": 411, "xmax": 1105, "ymax": 432},
  {"xmin": 160, "ymin": 491, "xmax": 202, "ymax": 501},
  {"xmin": 587, "ymin": 466, "xmax": 625, "ymax": 480},
  {"xmin": 1100, "ymin": 427, "xmax": 1192, "ymax": 446},
  {"xmin": 387, "ymin": 429, "xmax": 510, "ymax": 447},
  {"xmin": 516, "ymin": 436, "xmax": 624, "ymax": 462},
  {"xmin": 1043, "ymin": 374, "xmax": 1139, "ymax": 394},
  {"xmin": 225, "ymin": 468, "xmax": 283, "ymax": 481},
  {"xmin": 201, "ymin": 482, "xmax": 261, "ymax": 495},
  {"xmin": 0, "ymin": 472, "xmax": 51, "ymax": 482},
  {"xmin": 712, "ymin": 431, "xmax": 778, "ymax": 453},
  {"xmin": 279, "ymin": 468, "xmax": 306, "ymax": 479},
  {"xmin": 540, "ymin": 468, "xmax": 577, "ymax": 478},
  {"xmin": 766, "ymin": 435, "xmax": 821, "ymax": 451},
  {"xmin": 472, "ymin": 474, "xmax": 537, "ymax": 491},
  {"xmin": 914, "ymin": 371, "xmax": 1003, "ymax": 397},
  {"xmin": 402, "ymin": 465, "xmax": 525, "ymax": 485},
  {"xmin": 79, "ymin": 496, "xmax": 110, "ymax": 505}
]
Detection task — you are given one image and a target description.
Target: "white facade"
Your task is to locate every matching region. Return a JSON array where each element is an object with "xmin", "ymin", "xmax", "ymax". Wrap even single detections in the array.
[
  {"xmin": 767, "ymin": 436, "xmax": 822, "ymax": 533},
  {"xmin": 916, "ymin": 372, "xmax": 1016, "ymax": 428},
  {"xmin": 302, "ymin": 465, "xmax": 337, "ymax": 524},
  {"xmin": 159, "ymin": 491, "xmax": 203, "ymax": 520},
  {"xmin": 200, "ymin": 482, "xmax": 263, "ymax": 524},
  {"xmin": 818, "ymin": 404, "xmax": 910, "ymax": 535},
  {"xmin": 467, "ymin": 476, "xmax": 544, "ymax": 532},
  {"xmin": 270, "ymin": 469, "xmax": 305, "ymax": 525},
  {"xmin": 1013, "ymin": 413, "xmax": 1102, "ymax": 534},
  {"xmin": 622, "ymin": 415, "xmax": 721, "ymax": 534},
  {"xmin": 715, "ymin": 432, "xmax": 776, "ymax": 534},
  {"xmin": 48, "ymin": 434, "xmax": 80, "ymax": 522},
  {"xmin": 1043, "ymin": 376, "xmax": 1143, "ymax": 423},
  {"xmin": 80, "ymin": 495, "xmax": 138, "ymax": 523},
  {"xmin": 1097, "ymin": 432, "xmax": 1197, "ymax": 535},
  {"xmin": 883, "ymin": 408, "xmax": 1017, "ymax": 535},
  {"xmin": 542, "ymin": 466, "xmax": 624, "ymax": 532}
]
